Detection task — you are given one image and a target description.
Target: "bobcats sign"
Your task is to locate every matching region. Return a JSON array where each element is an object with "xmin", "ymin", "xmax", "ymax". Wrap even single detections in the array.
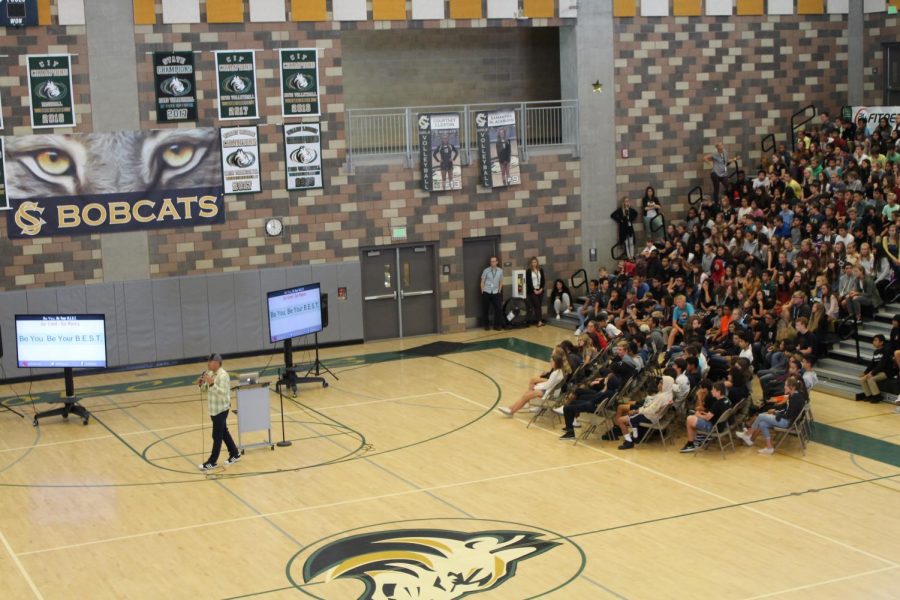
[
  {"xmin": 286, "ymin": 518, "xmax": 584, "ymax": 599},
  {"xmin": 4, "ymin": 127, "xmax": 224, "ymax": 238}
]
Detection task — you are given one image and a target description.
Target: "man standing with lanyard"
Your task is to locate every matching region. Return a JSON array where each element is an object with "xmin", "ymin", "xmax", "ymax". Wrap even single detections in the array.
[
  {"xmin": 481, "ymin": 256, "xmax": 505, "ymax": 331},
  {"xmin": 704, "ymin": 142, "xmax": 738, "ymax": 202},
  {"xmin": 197, "ymin": 353, "xmax": 241, "ymax": 471}
]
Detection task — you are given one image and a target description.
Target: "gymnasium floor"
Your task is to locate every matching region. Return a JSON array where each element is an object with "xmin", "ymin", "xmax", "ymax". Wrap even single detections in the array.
[{"xmin": 0, "ymin": 327, "xmax": 898, "ymax": 599}]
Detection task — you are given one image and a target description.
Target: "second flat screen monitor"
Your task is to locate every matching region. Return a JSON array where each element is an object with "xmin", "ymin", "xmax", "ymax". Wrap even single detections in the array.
[{"xmin": 267, "ymin": 283, "xmax": 323, "ymax": 343}]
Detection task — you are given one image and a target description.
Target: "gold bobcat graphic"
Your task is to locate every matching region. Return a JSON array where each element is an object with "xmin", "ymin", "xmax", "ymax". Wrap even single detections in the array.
[
  {"xmin": 3, "ymin": 128, "xmax": 220, "ymax": 200},
  {"xmin": 302, "ymin": 528, "xmax": 559, "ymax": 600}
]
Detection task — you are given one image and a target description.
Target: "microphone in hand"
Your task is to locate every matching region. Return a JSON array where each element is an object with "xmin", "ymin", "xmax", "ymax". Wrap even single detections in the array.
[{"xmin": 198, "ymin": 371, "xmax": 208, "ymax": 387}]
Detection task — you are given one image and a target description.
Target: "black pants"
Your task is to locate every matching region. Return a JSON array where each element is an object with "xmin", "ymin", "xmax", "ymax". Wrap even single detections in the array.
[
  {"xmin": 483, "ymin": 292, "xmax": 503, "ymax": 328},
  {"xmin": 207, "ymin": 409, "xmax": 238, "ymax": 465},
  {"xmin": 527, "ymin": 293, "xmax": 544, "ymax": 323},
  {"xmin": 711, "ymin": 172, "xmax": 728, "ymax": 201}
]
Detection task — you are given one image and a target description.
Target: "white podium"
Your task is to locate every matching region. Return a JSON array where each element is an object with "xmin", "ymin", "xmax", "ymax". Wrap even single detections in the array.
[{"xmin": 235, "ymin": 382, "xmax": 274, "ymax": 452}]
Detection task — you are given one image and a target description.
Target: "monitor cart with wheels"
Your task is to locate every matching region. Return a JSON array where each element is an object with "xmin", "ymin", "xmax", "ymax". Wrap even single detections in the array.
[{"xmin": 33, "ymin": 367, "xmax": 90, "ymax": 426}]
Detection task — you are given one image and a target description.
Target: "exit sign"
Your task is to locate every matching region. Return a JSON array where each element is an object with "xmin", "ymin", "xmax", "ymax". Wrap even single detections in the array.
[{"xmin": 392, "ymin": 226, "xmax": 407, "ymax": 240}]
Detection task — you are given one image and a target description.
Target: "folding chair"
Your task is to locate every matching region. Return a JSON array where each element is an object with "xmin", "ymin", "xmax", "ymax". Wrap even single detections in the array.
[
  {"xmin": 526, "ymin": 378, "xmax": 565, "ymax": 429},
  {"xmin": 692, "ymin": 405, "xmax": 736, "ymax": 459},
  {"xmin": 772, "ymin": 403, "xmax": 811, "ymax": 455},
  {"xmin": 636, "ymin": 402, "xmax": 676, "ymax": 450},
  {"xmin": 574, "ymin": 395, "xmax": 615, "ymax": 446}
]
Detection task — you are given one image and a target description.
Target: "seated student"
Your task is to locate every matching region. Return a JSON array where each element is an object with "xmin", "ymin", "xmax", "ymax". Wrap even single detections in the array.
[
  {"xmin": 736, "ymin": 376, "xmax": 806, "ymax": 455},
  {"xmin": 558, "ymin": 339, "xmax": 583, "ymax": 372},
  {"xmin": 793, "ymin": 317, "xmax": 817, "ymax": 357},
  {"xmin": 672, "ymin": 358, "xmax": 692, "ymax": 411},
  {"xmin": 684, "ymin": 355, "xmax": 702, "ymax": 388},
  {"xmin": 556, "ymin": 364, "xmax": 623, "ymax": 440},
  {"xmin": 615, "ymin": 374, "xmax": 675, "ymax": 450},
  {"xmin": 575, "ymin": 279, "xmax": 601, "ymax": 335},
  {"xmin": 549, "ymin": 278, "xmax": 574, "ymax": 320},
  {"xmin": 667, "ymin": 294, "xmax": 695, "ymax": 350},
  {"xmin": 584, "ymin": 320, "xmax": 609, "ymax": 351},
  {"xmin": 800, "ymin": 355, "xmax": 818, "ymax": 392},
  {"xmin": 725, "ymin": 360, "xmax": 751, "ymax": 404},
  {"xmin": 625, "ymin": 340, "xmax": 644, "ymax": 372},
  {"xmin": 857, "ymin": 334, "xmax": 895, "ymax": 403},
  {"xmin": 680, "ymin": 381, "xmax": 731, "ymax": 453},
  {"xmin": 596, "ymin": 312, "xmax": 623, "ymax": 340},
  {"xmin": 499, "ymin": 348, "xmax": 570, "ymax": 416}
]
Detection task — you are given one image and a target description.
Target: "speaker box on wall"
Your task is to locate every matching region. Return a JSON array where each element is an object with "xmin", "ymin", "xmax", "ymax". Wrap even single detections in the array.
[{"xmin": 321, "ymin": 293, "xmax": 329, "ymax": 329}]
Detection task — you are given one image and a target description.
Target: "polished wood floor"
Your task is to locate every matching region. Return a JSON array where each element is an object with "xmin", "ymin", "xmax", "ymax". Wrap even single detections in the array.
[{"xmin": 0, "ymin": 326, "xmax": 898, "ymax": 599}]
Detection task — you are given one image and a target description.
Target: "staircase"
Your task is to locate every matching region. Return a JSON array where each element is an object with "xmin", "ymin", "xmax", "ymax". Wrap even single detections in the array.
[{"xmin": 816, "ymin": 303, "xmax": 900, "ymax": 399}]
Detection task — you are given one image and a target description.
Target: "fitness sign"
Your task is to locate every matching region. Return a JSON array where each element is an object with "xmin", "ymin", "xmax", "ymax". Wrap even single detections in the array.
[{"xmin": 4, "ymin": 128, "xmax": 225, "ymax": 239}]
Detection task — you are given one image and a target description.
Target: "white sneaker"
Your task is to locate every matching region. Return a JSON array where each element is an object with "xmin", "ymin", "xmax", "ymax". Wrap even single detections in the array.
[
  {"xmin": 572, "ymin": 419, "xmax": 581, "ymax": 428},
  {"xmin": 556, "ymin": 313, "xmax": 561, "ymax": 320},
  {"xmin": 564, "ymin": 308, "xmax": 572, "ymax": 314},
  {"xmin": 498, "ymin": 407, "xmax": 512, "ymax": 417},
  {"xmin": 735, "ymin": 431, "xmax": 753, "ymax": 447},
  {"xmin": 552, "ymin": 406, "xmax": 564, "ymax": 415},
  {"xmin": 529, "ymin": 406, "xmax": 541, "ymax": 413},
  {"xmin": 757, "ymin": 447, "xmax": 774, "ymax": 455},
  {"xmin": 574, "ymin": 327, "xmax": 583, "ymax": 336}
]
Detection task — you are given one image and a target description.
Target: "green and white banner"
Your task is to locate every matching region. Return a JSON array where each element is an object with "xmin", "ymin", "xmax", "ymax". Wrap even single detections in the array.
[
  {"xmin": 0, "ymin": 138, "xmax": 8, "ymax": 210},
  {"xmin": 27, "ymin": 54, "xmax": 76, "ymax": 129},
  {"xmin": 418, "ymin": 113, "xmax": 461, "ymax": 192},
  {"xmin": 215, "ymin": 50, "xmax": 259, "ymax": 121},
  {"xmin": 153, "ymin": 51, "xmax": 197, "ymax": 124},
  {"xmin": 850, "ymin": 106, "xmax": 900, "ymax": 136},
  {"xmin": 0, "ymin": 90, "xmax": 4, "ymax": 129},
  {"xmin": 279, "ymin": 48, "xmax": 321, "ymax": 118},
  {"xmin": 284, "ymin": 123, "xmax": 323, "ymax": 190},
  {"xmin": 475, "ymin": 109, "xmax": 521, "ymax": 189},
  {"xmin": 220, "ymin": 126, "xmax": 262, "ymax": 195}
]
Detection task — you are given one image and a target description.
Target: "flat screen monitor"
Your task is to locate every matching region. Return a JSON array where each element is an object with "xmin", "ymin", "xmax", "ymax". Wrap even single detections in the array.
[
  {"xmin": 15, "ymin": 314, "xmax": 108, "ymax": 368},
  {"xmin": 267, "ymin": 283, "xmax": 323, "ymax": 343}
]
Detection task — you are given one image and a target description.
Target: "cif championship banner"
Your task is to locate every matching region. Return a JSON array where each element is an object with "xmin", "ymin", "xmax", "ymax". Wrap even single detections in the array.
[
  {"xmin": 418, "ymin": 113, "xmax": 461, "ymax": 192},
  {"xmin": 851, "ymin": 106, "xmax": 900, "ymax": 136},
  {"xmin": 220, "ymin": 126, "xmax": 262, "ymax": 195},
  {"xmin": 27, "ymin": 54, "xmax": 76, "ymax": 129},
  {"xmin": 284, "ymin": 124, "xmax": 323, "ymax": 190},
  {"xmin": 279, "ymin": 49, "xmax": 321, "ymax": 118},
  {"xmin": 0, "ymin": 138, "xmax": 7, "ymax": 210},
  {"xmin": 5, "ymin": 128, "xmax": 224, "ymax": 239},
  {"xmin": 215, "ymin": 50, "xmax": 259, "ymax": 121},
  {"xmin": 153, "ymin": 51, "xmax": 197, "ymax": 123},
  {"xmin": 475, "ymin": 109, "xmax": 521, "ymax": 188}
]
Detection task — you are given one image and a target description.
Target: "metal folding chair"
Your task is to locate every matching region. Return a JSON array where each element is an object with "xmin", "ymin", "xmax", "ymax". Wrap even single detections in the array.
[
  {"xmin": 692, "ymin": 405, "xmax": 737, "ymax": 459},
  {"xmin": 772, "ymin": 403, "xmax": 811, "ymax": 455},
  {"xmin": 574, "ymin": 395, "xmax": 615, "ymax": 446},
  {"xmin": 636, "ymin": 402, "xmax": 676, "ymax": 450},
  {"xmin": 525, "ymin": 378, "xmax": 565, "ymax": 429}
]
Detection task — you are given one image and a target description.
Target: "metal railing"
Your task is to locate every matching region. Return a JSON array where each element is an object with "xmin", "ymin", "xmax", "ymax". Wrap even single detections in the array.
[
  {"xmin": 790, "ymin": 104, "xmax": 817, "ymax": 152},
  {"xmin": 345, "ymin": 99, "xmax": 579, "ymax": 170}
]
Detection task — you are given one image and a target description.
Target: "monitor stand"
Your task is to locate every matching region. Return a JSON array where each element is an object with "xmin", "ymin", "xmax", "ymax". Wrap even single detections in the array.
[
  {"xmin": 32, "ymin": 367, "xmax": 91, "ymax": 427},
  {"xmin": 276, "ymin": 338, "xmax": 327, "ymax": 396}
]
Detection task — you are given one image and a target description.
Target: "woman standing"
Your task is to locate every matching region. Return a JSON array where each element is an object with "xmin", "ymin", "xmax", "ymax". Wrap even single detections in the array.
[
  {"xmin": 525, "ymin": 257, "xmax": 547, "ymax": 327},
  {"xmin": 641, "ymin": 186, "xmax": 662, "ymax": 242},
  {"xmin": 611, "ymin": 197, "xmax": 638, "ymax": 259}
]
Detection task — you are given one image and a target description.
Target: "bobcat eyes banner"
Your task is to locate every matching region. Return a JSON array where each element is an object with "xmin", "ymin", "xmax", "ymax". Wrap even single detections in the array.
[
  {"xmin": 27, "ymin": 54, "xmax": 76, "ymax": 129},
  {"xmin": 154, "ymin": 51, "xmax": 197, "ymax": 123},
  {"xmin": 215, "ymin": 50, "xmax": 259, "ymax": 121},
  {"xmin": 4, "ymin": 128, "xmax": 224, "ymax": 239}
]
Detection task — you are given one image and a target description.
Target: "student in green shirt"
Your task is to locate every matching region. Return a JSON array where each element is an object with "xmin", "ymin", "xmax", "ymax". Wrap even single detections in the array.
[{"xmin": 197, "ymin": 353, "xmax": 241, "ymax": 471}]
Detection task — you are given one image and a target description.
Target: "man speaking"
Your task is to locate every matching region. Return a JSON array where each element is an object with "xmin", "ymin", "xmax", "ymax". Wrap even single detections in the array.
[{"xmin": 197, "ymin": 353, "xmax": 241, "ymax": 471}]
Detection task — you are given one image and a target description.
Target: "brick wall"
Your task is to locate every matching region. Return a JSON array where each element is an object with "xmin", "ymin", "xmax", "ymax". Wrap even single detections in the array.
[
  {"xmin": 863, "ymin": 11, "xmax": 898, "ymax": 104},
  {"xmin": 134, "ymin": 18, "xmax": 580, "ymax": 332},
  {"xmin": 0, "ymin": 24, "xmax": 103, "ymax": 288},
  {"xmin": 341, "ymin": 27, "xmax": 562, "ymax": 108},
  {"xmin": 613, "ymin": 14, "xmax": 848, "ymax": 224}
]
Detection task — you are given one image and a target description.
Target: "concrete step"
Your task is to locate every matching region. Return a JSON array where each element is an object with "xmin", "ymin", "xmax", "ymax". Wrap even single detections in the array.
[
  {"xmin": 827, "ymin": 347, "xmax": 871, "ymax": 364},
  {"xmin": 814, "ymin": 379, "xmax": 858, "ymax": 400}
]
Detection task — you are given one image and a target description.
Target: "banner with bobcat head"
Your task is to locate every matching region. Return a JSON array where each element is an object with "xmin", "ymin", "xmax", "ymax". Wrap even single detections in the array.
[{"xmin": 4, "ymin": 128, "xmax": 224, "ymax": 238}]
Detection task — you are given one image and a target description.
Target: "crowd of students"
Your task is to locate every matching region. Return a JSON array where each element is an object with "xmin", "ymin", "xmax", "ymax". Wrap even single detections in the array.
[{"xmin": 500, "ymin": 112, "xmax": 900, "ymax": 448}]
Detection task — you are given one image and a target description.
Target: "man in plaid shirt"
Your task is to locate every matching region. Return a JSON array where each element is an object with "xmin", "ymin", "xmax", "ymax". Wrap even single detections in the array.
[{"xmin": 197, "ymin": 353, "xmax": 241, "ymax": 471}]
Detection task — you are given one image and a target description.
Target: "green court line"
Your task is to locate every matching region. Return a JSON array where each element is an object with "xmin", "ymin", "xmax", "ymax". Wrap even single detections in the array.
[{"xmin": 810, "ymin": 423, "xmax": 900, "ymax": 468}]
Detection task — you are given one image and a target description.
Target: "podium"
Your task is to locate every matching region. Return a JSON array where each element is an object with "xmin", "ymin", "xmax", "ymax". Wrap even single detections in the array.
[{"xmin": 235, "ymin": 382, "xmax": 274, "ymax": 452}]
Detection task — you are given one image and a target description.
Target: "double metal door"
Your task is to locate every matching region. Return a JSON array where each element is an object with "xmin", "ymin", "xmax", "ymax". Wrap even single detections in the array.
[{"xmin": 361, "ymin": 245, "xmax": 438, "ymax": 340}]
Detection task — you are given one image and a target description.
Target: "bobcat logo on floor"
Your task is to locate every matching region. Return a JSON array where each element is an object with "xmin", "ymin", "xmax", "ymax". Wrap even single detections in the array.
[{"xmin": 301, "ymin": 528, "xmax": 559, "ymax": 599}]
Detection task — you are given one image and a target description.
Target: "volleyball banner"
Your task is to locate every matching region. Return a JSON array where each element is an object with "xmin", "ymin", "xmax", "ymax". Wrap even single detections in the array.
[
  {"xmin": 215, "ymin": 50, "xmax": 259, "ymax": 121},
  {"xmin": 153, "ymin": 51, "xmax": 198, "ymax": 123},
  {"xmin": 4, "ymin": 128, "xmax": 224, "ymax": 238},
  {"xmin": 284, "ymin": 123, "xmax": 323, "ymax": 190},
  {"xmin": 474, "ymin": 109, "xmax": 521, "ymax": 189},
  {"xmin": 279, "ymin": 48, "xmax": 321, "ymax": 118},
  {"xmin": 27, "ymin": 54, "xmax": 76, "ymax": 129},
  {"xmin": 418, "ymin": 113, "xmax": 461, "ymax": 192},
  {"xmin": 220, "ymin": 126, "xmax": 262, "ymax": 195},
  {"xmin": 0, "ymin": 138, "xmax": 8, "ymax": 210}
]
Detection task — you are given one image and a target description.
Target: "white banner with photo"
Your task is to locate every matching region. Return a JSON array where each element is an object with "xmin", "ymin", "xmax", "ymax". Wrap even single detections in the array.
[
  {"xmin": 220, "ymin": 126, "xmax": 262, "ymax": 195},
  {"xmin": 284, "ymin": 123, "xmax": 323, "ymax": 190},
  {"xmin": 851, "ymin": 106, "xmax": 900, "ymax": 136}
]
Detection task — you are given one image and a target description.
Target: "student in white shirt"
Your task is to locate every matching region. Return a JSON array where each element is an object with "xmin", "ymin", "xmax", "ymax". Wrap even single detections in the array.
[{"xmin": 499, "ymin": 348, "xmax": 570, "ymax": 417}]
